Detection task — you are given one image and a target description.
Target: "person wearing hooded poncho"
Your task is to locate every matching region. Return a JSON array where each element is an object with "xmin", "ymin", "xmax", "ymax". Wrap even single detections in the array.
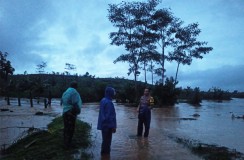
[
  {"xmin": 61, "ymin": 81, "xmax": 82, "ymax": 149},
  {"xmin": 97, "ymin": 86, "xmax": 117, "ymax": 156}
]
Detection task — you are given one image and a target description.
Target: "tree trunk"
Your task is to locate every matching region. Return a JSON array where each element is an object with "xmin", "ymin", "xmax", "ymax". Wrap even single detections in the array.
[
  {"xmin": 30, "ymin": 91, "xmax": 33, "ymax": 107},
  {"xmin": 18, "ymin": 96, "xmax": 21, "ymax": 106},
  {"xmin": 7, "ymin": 96, "xmax": 10, "ymax": 105},
  {"xmin": 134, "ymin": 70, "xmax": 138, "ymax": 103},
  {"xmin": 175, "ymin": 62, "xmax": 180, "ymax": 85},
  {"xmin": 144, "ymin": 62, "xmax": 147, "ymax": 84},
  {"xmin": 151, "ymin": 61, "xmax": 153, "ymax": 85},
  {"xmin": 161, "ymin": 34, "xmax": 165, "ymax": 85}
]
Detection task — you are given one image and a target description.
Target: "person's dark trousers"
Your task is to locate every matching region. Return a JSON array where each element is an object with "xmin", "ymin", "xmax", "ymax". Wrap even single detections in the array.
[
  {"xmin": 144, "ymin": 109, "xmax": 151, "ymax": 137},
  {"xmin": 137, "ymin": 114, "xmax": 144, "ymax": 137},
  {"xmin": 63, "ymin": 111, "xmax": 76, "ymax": 148},
  {"xmin": 137, "ymin": 110, "xmax": 151, "ymax": 137},
  {"xmin": 101, "ymin": 128, "xmax": 113, "ymax": 155}
]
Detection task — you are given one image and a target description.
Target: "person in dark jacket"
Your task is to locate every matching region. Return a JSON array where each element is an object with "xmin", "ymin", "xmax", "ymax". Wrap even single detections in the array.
[
  {"xmin": 61, "ymin": 81, "xmax": 82, "ymax": 149},
  {"xmin": 97, "ymin": 86, "xmax": 117, "ymax": 156},
  {"xmin": 137, "ymin": 88, "xmax": 154, "ymax": 137}
]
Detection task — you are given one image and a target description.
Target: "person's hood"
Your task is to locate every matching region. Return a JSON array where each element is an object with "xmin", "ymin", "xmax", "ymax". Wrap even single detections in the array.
[{"xmin": 105, "ymin": 87, "xmax": 115, "ymax": 99}]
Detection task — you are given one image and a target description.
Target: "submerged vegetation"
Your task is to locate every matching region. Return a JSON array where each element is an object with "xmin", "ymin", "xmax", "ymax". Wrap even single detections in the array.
[
  {"xmin": 1, "ymin": 117, "xmax": 92, "ymax": 160},
  {"xmin": 169, "ymin": 135, "xmax": 244, "ymax": 160}
]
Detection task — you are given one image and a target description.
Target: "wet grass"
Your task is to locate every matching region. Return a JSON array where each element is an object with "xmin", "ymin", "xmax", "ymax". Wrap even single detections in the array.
[
  {"xmin": 1, "ymin": 116, "xmax": 92, "ymax": 160},
  {"xmin": 170, "ymin": 135, "xmax": 244, "ymax": 160}
]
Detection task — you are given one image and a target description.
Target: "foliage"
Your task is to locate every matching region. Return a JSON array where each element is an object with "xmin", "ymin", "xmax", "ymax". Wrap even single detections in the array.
[
  {"xmin": 150, "ymin": 8, "xmax": 181, "ymax": 84},
  {"xmin": 2, "ymin": 117, "xmax": 92, "ymax": 160},
  {"xmin": 3, "ymin": 74, "xmax": 144, "ymax": 103},
  {"xmin": 36, "ymin": 62, "xmax": 47, "ymax": 74},
  {"xmin": 152, "ymin": 77, "xmax": 180, "ymax": 106},
  {"xmin": 202, "ymin": 87, "xmax": 231, "ymax": 101},
  {"xmin": 232, "ymin": 90, "xmax": 244, "ymax": 98},
  {"xmin": 64, "ymin": 63, "xmax": 76, "ymax": 75},
  {"xmin": 108, "ymin": 0, "xmax": 159, "ymax": 88},
  {"xmin": 0, "ymin": 51, "xmax": 15, "ymax": 98},
  {"xmin": 179, "ymin": 87, "xmax": 202, "ymax": 105},
  {"xmin": 170, "ymin": 135, "xmax": 244, "ymax": 160},
  {"xmin": 108, "ymin": 1, "xmax": 212, "ymax": 87},
  {"xmin": 179, "ymin": 86, "xmax": 236, "ymax": 104},
  {"xmin": 0, "ymin": 51, "xmax": 15, "ymax": 81},
  {"xmin": 3, "ymin": 74, "xmax": 241, "ymax": 107},
  {"xmin": 169, "ymin": 23, "xmax": 213, "ymax": 84}
]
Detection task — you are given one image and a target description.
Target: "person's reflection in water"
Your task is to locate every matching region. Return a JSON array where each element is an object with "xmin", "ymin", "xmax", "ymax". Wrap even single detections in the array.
[{"xmin": 136, "ymin": 137, "xmax": 150, "ymax": 159}]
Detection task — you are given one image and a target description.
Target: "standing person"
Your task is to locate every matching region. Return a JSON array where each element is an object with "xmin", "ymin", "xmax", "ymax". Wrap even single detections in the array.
[
  {"xmin": 97, "ymin": 86, "xmax": 117, "ymax": 156},
  {"xmin": 137, "ymin": 88, "xmax": 154, "ymax": 138},
  {"xmin": 61, "ymin": 81, "xmax": 82, "ymax": 149},
  {"xmin": 47, "ymin": 90, "xmax": 52, "ymax": 107}
]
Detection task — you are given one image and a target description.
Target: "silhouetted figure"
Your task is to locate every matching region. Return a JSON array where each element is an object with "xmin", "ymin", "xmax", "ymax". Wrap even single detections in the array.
[
  {"xmin": 137, "ymin": 88, "xmax": 154, "ymax": 137},
  {"xmin": 61, "ymin": 81, "xmax": 82, "ymax": 149},
  {"xmin": 97, "ymin": 87, "xmax": 117, "ymax": 157},
  {"xmin": 48, "ymin": 90, "xmax": 52, "ymax": 107}
]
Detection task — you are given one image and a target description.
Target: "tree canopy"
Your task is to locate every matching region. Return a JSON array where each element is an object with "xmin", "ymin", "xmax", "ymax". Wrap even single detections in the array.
[
  {"xmin": 0, "ymin": 51, "xmax": 15, "ymax": 81},
  {"xmin": 108, "ymin": 0, "xmax": 213, "ymax": 87}
]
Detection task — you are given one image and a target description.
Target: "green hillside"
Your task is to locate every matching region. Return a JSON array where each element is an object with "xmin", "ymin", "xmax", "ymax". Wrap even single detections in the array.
[{"xmin": 2, "ymin": 74, "xmax": 148, "ymax": 104}]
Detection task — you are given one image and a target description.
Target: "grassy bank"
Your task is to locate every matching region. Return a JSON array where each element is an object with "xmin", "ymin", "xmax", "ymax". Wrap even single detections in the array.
[{"xmin": 1, "ymin": 117, "xmax": 92, "ymax": 160}]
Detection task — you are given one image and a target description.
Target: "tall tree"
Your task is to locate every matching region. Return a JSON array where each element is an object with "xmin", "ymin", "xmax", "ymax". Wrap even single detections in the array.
[
  {"xmin": 65, "ymin": 63, "xmax": 76, "ymax": 75},
  {"xmin": 108, "ymin": 0, "xmax": 159, "ymax": 91},
  {"xmin": 36, "ymin": 61, "xmax": 47, "ymax": 74},
  {"xmin": 169, "ymin": 23, "xmax": 213, "ymax": 84},
  {"xmin": 140, "ymin": 46, "xmax": 159, "ymax": 84},
  {"xmin": 147, "ymin": 60, "xmax": 155, "ymax": 84},
  {"xmin": 0, "ymin": 51, "xmax": 15, "ymax": 80},
  {"xmin": 150, "ymin": 9, "xmax": 182, "ymax": 84}
]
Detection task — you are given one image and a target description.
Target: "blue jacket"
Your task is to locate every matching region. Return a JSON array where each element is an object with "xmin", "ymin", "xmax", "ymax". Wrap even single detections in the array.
[
  {"xmin": 61, "ymin": 87, "xmax": 82, "ymax": 114},
  {"xmin": 97, "ymin": 87, "xmax": 117, "ymax": 130}
]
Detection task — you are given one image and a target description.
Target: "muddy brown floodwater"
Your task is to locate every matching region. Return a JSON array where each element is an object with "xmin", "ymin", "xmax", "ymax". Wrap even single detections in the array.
[
  {"xmin": 80, "ymin": 103, "xmax": 200, "ymax": 160},
  {"xmin": 1, "ymin": 98, "xmax": 244, "ymax": 159}
]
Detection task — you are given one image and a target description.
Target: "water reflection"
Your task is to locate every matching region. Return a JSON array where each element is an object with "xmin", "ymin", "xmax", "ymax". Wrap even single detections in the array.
[
  {"xmin": 175, "ymin": 98, "xmax": 244, "ymax": 153},
  {"xmin": 1, "ymin": 98, "xmax": 243, "ymax": 159},
  {"xmin": 80, "ymin": 103, "xmax": 200, "ymax": 159}
]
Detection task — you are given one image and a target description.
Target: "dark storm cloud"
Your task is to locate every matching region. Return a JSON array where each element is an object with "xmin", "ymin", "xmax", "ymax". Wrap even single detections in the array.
[
  {"xmin": 0, "ymin": 0, "xmax": 54, "ymax": 72},
  {"xmin": 81, "ymin": 35, "xmax": 107, "ymax": 57},
  {"xmin": 178, "ymin": 65, "xmax": 244, "ymax": 91},
  {"xmin": 0, "ymin": 0, "xmax": 243, "ymax": 91}
]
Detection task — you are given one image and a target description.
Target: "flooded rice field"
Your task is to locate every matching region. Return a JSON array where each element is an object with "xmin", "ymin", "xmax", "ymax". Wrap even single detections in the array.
[{"xmin": 0, "ymin": 98, "xmax": 244, "ymax": 159}]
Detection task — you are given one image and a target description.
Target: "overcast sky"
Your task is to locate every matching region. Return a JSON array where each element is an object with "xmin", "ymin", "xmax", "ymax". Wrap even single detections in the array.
[{"xmin": 0, "ymin": 0, "xmax": 243, "ymax": 91}]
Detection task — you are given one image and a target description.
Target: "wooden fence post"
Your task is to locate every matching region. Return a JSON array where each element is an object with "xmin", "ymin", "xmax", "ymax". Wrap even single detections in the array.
[
  {"xmin": 30, "ymin": 91, "xmax": 33, "ymax": 107},
  {"xmin": 18, "ymin": 97, "xmax": 21, "ymax": 106},
  {"xmin": 7, "ymin": 96, "xmax": 10, "ymax": 105},
  {"xmin": 44, "ymin": 99, "xmax": 47, "ymax": 108}
]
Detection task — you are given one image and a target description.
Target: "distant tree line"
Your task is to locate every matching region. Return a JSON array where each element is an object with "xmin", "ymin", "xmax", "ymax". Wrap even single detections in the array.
[
  {"xmin": 1, "ymin": 73, "xmax": 243, "ymax": 107},
  {"xmin": 178, "ymin": 87, "xmax": 237, "ymax": 105}
]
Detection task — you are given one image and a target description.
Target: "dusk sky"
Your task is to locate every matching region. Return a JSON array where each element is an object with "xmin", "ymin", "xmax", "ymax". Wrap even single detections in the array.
[{"xmin": 0, "ymin": 0, "xmax": 243, "ymax": 91}]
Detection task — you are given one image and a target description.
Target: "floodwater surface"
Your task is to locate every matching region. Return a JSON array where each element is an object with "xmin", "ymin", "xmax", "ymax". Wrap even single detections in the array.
[
  {"xmin": 174, "ymin": 98, "xmax": 244, "ymax": 153},
  {"xmin": 1, "ymin": 98, "xmax": 244, "ymax": 159},
  {"xmin": 80, "ymin": 103, "xmax": 200, "ymax": 159}
]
